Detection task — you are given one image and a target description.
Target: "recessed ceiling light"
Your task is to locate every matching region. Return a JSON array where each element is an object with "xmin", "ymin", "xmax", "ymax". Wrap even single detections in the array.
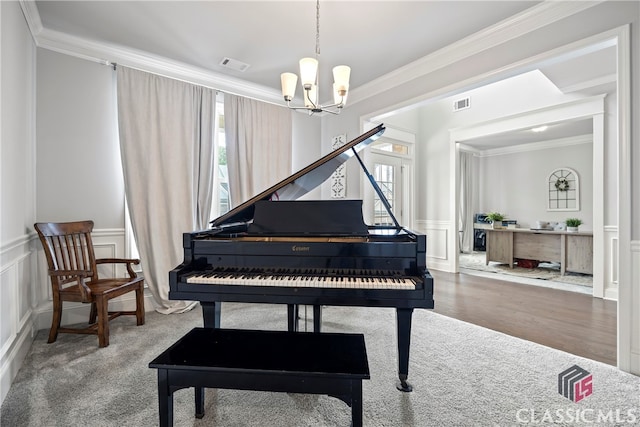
[{"xmin": 532, "ymin": 125, "xmax": 548, "ymax": 133}]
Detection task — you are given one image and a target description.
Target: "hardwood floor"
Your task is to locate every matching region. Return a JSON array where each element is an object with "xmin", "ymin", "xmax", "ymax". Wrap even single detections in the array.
[{"xmin": 430, "ymin": 270, "xmax": 617, "ymax": 366}]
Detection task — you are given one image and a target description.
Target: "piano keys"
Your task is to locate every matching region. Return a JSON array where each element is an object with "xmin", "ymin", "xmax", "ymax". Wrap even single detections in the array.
[
  {"xmin": 169, "ymin": 124, "xmax": 434, "ymax": 392},
  {"xmin": 185, "ymin": 270, "xmax": 417, "ymax": 290}
]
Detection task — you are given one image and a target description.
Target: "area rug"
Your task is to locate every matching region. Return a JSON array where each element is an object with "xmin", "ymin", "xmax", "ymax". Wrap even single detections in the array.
[
  {"xmin": 460, "ymin": 252, "xmax": 593, "ymax": 287},
  {"xmin": 2, "ymin": 303, "xmax": 636, "ymax": 426}
]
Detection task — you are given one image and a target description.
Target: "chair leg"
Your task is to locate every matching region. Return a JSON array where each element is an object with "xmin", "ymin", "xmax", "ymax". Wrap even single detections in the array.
[
  {"xmin": 96, "ymin": 296, "xmax": 109, "ymax": 348},
  {"xmin": 89, "ymin": 302, "xmax": 97, "ymax": 324},
  {"xmin": 48, "ymin": 298, "xmax": 63, "ymax": 343},
  {"xmin": 135, "ymin": 285, "xmax": 145, "ymax": 326}
]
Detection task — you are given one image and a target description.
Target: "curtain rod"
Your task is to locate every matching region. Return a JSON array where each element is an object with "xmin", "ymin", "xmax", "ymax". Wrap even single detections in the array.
[{"xmin": 99, "ymin": 60, "xmax": 266, "ymax": 103}]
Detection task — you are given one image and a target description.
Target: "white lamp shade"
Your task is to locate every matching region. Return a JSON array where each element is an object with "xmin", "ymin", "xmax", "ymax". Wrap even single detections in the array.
[
  {"xmin": 304, "ymin": 84, "xmax": 318, "ymax": 108},
  {"xmin": 280, "ymin": 72, "xmax": 298, "ymax": 100},
  {"xmin": 333, "ymin": 83, "xmax": 348, "ymax": 106},
  {"xmin": 299, "ymin": 57, "xmax": 318, "ymax": 88},
  {"xmin": 332, "ymin": 65, "xmax": 351, "ymax": 92}
]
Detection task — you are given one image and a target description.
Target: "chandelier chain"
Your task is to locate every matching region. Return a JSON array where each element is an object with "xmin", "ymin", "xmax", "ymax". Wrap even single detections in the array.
[{"xmin": 315, "ymin": 0, "xmax": 320, "ymax": 57}]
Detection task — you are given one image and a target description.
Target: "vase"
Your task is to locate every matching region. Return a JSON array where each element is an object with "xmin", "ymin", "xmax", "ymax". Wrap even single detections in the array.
[
  {"xmin": 567, "ymin": 226, "xmax": 579, "ymax": 232},
  {"xmin": 492, "ymin": 221, "xmax": 503, "ymax": 229}
]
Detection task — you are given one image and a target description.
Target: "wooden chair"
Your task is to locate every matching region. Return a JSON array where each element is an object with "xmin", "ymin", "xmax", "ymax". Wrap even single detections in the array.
[{"xmin": 34, "ymin": 220, "xmax": 145, "ymax": 347}]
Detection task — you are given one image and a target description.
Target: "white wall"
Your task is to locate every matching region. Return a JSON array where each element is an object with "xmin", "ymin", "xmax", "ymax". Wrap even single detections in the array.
[
  {"xmin": 0, "ymin": 0, "xmax": 37, "ymax": 405},
  {"xmin": 36, "ymin": 49, "xmax": 124, "ymax": 228},
  {"xmin": 478, "ymin": 141, "xmax": 593, "ymax": 229}
]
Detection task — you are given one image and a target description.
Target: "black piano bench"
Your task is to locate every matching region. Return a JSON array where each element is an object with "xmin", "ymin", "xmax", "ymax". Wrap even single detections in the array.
[{"xmin": 149, "ymin": 327, "xmax": 370, "ymax": 427}]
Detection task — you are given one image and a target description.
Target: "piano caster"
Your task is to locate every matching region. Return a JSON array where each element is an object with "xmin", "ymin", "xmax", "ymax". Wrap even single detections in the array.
[{"xmin": 396, "ymin": 377, "xmax": 413, "ymax": 392}]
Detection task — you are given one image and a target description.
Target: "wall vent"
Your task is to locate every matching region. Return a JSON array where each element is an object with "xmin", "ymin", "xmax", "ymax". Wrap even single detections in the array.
[
  {"xmin": 453, "ymin": 97, "xmax": 470, "ymax": 111},
  {"xmin": 219, "ymin": 57, "xmax": 250, "ymax": 72}
]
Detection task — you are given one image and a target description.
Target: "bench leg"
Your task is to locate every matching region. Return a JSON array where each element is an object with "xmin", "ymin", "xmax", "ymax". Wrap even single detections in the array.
[
  {"xmin": 195, "ymin": 387, "xmax": 205, "ymax": 418},
  {"xmin": 157, "ymin": 369, "xmax": 173, "ymax": 427},
  {"xmin": 351, "ymin": 380, "xmax": 363, "ymax": 427}
]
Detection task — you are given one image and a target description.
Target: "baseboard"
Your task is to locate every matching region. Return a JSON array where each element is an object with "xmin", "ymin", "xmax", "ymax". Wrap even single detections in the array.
[
  {"xmin": 427, "ymin": 258, "xmax": 454, "ymax": 273},
  {"xmin": 0, "ymin": 320, "xmax": 35, "ymax": 405}
]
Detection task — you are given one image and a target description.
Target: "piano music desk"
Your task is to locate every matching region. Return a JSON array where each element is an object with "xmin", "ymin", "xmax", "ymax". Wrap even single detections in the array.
[{"xmin": 149, "ymin": 327, "xmax": 370, "ymax": 427}]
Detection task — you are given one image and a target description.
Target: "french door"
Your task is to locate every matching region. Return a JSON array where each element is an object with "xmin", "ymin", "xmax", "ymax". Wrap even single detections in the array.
[{"xmin": 369, "ymin": 152, "xmax": 411, "ymax": 227}]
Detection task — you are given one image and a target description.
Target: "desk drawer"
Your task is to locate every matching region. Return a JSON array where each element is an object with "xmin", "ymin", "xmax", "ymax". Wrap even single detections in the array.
[{"xmin": 513, "ymin": 233, "xmax": 560, "ymax": 262}]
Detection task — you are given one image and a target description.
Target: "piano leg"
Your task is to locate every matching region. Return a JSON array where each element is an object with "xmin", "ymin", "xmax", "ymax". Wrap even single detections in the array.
[
  {"xmin": 201, "ymin": 302, "xmax": 221, "ymax": 328},
  {"xmin": 287, "ymin": 304, "xmax": 299, "ymax": 332},
  {"xmin": 396, "ymin": 308, "xmax": 414, "ymax": 392},
  {"xmin": 313, "ymin": 305, "xmax": 322, "ymax": 333}
]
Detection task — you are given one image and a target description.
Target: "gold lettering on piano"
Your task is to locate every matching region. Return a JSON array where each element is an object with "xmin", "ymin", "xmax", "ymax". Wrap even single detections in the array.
[{"xmin": 292, "ymin": 245, "xmax": 311, "ymax": 252}]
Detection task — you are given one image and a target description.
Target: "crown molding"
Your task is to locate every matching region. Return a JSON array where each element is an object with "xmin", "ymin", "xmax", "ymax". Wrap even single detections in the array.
[
  {"xmin": 18, "ymin": 0, "xmax": 42, "ymax": 40},
  {"xmin": 19, "ymin": 1, "xmax": 282, "ymax": 105},
  {"xmin": 348, "ymin": 1, "xmax": 603, "ymax": 106},
  {"xmin": 20, "ymin": 0, "xmax": 601, "ymax": 107}
]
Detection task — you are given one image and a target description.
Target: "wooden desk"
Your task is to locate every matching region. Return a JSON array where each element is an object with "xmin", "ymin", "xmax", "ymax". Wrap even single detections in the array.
[
  {"xmin": 149, "ymin": 327, "xmax": 370, "ymax": 427},
  {"xmin": 485, "ymin": 228, "xmax": 593, "ymax": 275}
]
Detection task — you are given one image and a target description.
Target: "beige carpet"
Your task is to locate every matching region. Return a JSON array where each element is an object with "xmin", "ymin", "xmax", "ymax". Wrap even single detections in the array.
[{"xmin": 459, "ymin": 252, "xmax": 593, "ymax": 288}]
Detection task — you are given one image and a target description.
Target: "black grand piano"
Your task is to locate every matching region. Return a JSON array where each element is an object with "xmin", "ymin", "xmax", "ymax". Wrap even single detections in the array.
[{"xmin": 169, "ymin": 124, "xmax": 434, "ymax": 391}]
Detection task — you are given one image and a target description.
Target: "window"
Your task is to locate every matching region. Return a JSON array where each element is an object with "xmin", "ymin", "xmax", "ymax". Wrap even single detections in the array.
[
  {"xmin": 212, "ymin": 97, "xmax": 230, "ymax": 220},
  {"xmin": 373, "ymin": 163, "xmax": 396, "ymax": 225}
]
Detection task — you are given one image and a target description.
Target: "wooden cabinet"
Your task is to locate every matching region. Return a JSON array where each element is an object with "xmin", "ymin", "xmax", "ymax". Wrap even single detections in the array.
[
  {"xmin": 565, "ymin": 234, "xmax": 593, "ymax": 274},
  {"xmin": 486, "ymin": 230, "xmax": 513, "ymax": 267},
  {"xmin": 485, "ymin": 229, "xmax": 593, "ymax": 275}
]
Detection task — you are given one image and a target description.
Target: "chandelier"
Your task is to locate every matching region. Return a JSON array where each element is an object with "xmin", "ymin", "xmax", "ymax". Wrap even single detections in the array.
[{"xmin": 280, "ymin": 0, "xmax": 351, "ymax": 115}]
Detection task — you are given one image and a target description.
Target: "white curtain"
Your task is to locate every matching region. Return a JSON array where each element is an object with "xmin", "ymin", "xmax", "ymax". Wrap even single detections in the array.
[
  {"xmin": 224, "ymin": 94, "xmax": 292, "ymax": 207},
  {"xmin": 117, "ymin": 66, "xmax": 216, "ymax": 314},
  {"xmin": 459, "ymin": 151, "xmax": 474, "ymax": 253}
]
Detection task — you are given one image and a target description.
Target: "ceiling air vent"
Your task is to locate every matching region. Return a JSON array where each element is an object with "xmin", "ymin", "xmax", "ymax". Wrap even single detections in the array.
[
  {"xmin": 219, "ymin": 57, "xmax": 250, "ymax": 72},
  {"xmin": 453, "ymin": 97, "xmax": 470, "ymax": 112}
]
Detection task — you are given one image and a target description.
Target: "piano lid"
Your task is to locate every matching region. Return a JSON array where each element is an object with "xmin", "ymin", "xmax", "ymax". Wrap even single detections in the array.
[{"xmin": 210, "ymin": 124, "xmax": 386, "ymax": 228}]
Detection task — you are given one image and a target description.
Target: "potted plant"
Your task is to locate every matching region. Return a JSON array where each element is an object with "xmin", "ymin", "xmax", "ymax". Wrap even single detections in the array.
[
  {"xmin": 565, "ymin": 218, "xmax": 582, "ymax": 232},
  {"xmin": 485, "ymin": 212, "xmax": 506, "ymax": 229}
]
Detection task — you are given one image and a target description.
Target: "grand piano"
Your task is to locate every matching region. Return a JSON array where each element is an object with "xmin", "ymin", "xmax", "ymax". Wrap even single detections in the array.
[{"xmin": 169, "ymin": 124, "xmax": 434, "ymax": 391}]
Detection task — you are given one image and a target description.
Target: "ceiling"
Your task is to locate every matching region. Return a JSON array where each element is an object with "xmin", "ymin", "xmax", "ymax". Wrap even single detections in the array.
[
  {"xmin": 34, "ymin": 1, "xmax": 542, "ymax": 95},
  {"xmin": 32, "ymin": 1, "xmax": 616, "ymax": 146},
  {"xmin": 457, "ymin": 117, "xmax": 594, "ymax": 151}
]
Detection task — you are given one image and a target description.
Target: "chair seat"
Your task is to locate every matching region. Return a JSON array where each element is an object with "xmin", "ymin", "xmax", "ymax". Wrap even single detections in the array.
[{"xmin": 59, "ymin": 277, "xmax": 144, "ymax": 300}]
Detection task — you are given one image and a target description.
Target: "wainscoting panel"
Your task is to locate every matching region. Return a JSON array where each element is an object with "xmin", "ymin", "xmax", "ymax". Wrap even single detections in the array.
[
  {"xmin": 604, "ymin": 226, "xmax": 619, "ymax": 300},
  {"xmin": 0, "ymin": 234, "xmax": 37, "ymax": 405},
  {"xmin": 415, "ymin": 220, "xmax": 451, "ymax": 272},
  {"xmin": 631, "ymin": 240, "xmax": 640, "ymax": 375}
]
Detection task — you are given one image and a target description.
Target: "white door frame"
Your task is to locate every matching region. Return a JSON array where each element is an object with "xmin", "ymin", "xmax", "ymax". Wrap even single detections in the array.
[{"xmin": 449, "ymin": 95, "xmax": 606, "ymax": 296}]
